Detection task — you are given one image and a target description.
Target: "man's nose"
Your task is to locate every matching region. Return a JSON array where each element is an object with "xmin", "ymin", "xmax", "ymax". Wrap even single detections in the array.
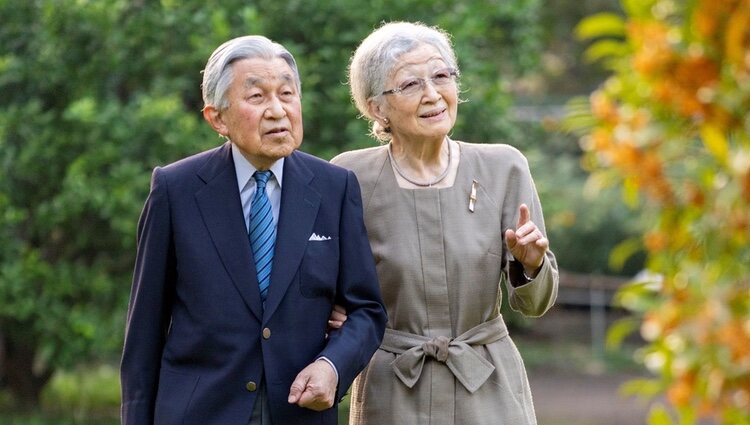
[{"xmin": 265, "ymin": 97, "xmax": 286, "ymax": 118}]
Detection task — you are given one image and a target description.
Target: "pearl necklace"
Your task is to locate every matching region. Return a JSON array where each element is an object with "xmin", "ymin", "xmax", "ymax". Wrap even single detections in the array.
[{"xmin": 388, "ymin": 138, "xmax": 452, "ymax": 187}]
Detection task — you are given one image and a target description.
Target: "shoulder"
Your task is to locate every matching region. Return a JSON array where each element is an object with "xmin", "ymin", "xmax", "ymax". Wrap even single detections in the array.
[
  {"xmin": 460, "ymin": 141, "xmax": 528, "ymax": 167},
  {"xmin": 459, "ymin": 141, "xmax": 531, "ymax": 176},
  {"xmin": 330, "ymin": 145, "xmax": 388, "ymax": 171},
  {"xmin": 158, "ymin": 142, "xmax": 228, "ymax": 178},
  {"xmin": 330, "ymin": 146, "xmax": 389, "ymax": 207}
]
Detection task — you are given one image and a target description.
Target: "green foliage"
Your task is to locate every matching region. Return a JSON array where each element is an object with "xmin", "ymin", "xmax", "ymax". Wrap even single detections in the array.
[
  {"xmin": 522, "ymin": 124, "xmax": 644, "ymax": 275},
  {"xmin": 41, "ymin": 365, "xmax": 120, "ymax": 421},
  {"xmin": 0, "ymin": 0, "xmax": 546, "ymax": 408},
  {"xmin": 249, "ymin": 0, "xmax": 544, "ymax": 155},
  {"xmin": 568, "ymin": 0, "xmax": 750, "ymax": 423}
]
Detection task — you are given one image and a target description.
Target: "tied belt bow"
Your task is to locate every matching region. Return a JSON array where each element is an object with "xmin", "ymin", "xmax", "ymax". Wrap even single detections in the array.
[{"xmin": 379, "ymin": 316, "xmax": 508, "ymax": 393}]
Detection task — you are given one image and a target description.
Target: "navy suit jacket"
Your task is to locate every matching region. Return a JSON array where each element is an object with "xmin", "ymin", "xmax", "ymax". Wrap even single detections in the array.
[{"xmin": 120, "ymin": 142, "xmax": 386, "ymax": 425}]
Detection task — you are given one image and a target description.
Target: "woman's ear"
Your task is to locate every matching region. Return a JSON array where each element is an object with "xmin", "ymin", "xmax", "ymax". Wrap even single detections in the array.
[
  {"xmin": 367, "ymin": 98, "xmax": 389, "ymax": 128},
  {"xmin": 202, "ymin": 105, "xmax": 229, "ymax": 137}
]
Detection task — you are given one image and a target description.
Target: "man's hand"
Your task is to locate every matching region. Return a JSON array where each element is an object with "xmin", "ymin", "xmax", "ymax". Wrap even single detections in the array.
[
  {"xmin": 287, "ymin": 359, "xmax": 337, "ymax": 411},
  {"xmin": 504, "ymin": 203, "xmax": 548, "ymax": 277}
]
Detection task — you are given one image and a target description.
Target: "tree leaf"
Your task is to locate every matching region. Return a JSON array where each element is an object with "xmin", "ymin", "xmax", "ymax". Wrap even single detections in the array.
[
  {"xmin": 700, "ymin": 124, "xmax": 729, "ymax": 163},
  {"xmin": 575, "ymin": 13, "xmax": 626, "ymax": 40},
  {"xmin": 606, "ymin": 316, "xmax": 639, "ymax": 349},
  {"xmin": 584, "ymin": 39, "xmax": 630, "ymax": 63}
]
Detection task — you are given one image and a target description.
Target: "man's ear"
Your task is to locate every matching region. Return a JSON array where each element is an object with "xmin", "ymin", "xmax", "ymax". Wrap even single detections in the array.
[{"xmin": 202, "ymin": 105, "xmax": 229, "ymax": 137}]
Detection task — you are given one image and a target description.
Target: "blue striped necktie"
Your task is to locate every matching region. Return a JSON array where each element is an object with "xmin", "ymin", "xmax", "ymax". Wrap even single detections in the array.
[{"xmin": 249, "ymin": 170, "xmax": 275, "ymax": 305}]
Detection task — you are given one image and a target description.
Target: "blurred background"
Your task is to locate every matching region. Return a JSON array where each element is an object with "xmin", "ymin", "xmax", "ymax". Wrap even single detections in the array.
[{"xmin": 1, "ymin": 0, "xmax": 748, "ymax": 424}]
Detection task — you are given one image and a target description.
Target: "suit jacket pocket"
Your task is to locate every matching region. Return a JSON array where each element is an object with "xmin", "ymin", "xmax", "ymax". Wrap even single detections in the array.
[
  {"xmin": 154, "ymin": 368, "xmax": 199, "ymax": 425},
  {"xmin": 299, "ymin": 237, "xmax": 339, "ymax": 298}
]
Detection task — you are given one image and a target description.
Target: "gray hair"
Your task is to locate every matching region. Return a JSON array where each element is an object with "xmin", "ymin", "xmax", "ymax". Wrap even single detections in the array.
[
  {"xmin": 348, "ymin": 22, "xmax": 459, "ymax": 141},
  {"xmin": 202, "ymin": 35, "xmax": 301, "ymax": 111}
]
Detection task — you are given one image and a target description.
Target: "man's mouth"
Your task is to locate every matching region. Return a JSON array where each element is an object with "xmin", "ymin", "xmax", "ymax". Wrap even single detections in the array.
[{"xmin": 265, "ymin": 127, "xmax": 288, "ymax": 135}]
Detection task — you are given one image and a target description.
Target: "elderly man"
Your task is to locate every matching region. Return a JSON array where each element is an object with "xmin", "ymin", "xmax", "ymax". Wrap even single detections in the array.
[{"xmin": 120, "ymin": 35, "xmax": 386, "ymax": 425}]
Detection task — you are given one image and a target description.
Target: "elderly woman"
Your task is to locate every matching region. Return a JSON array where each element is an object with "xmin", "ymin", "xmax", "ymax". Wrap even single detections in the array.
[{"xmin": 331, "ymin": 22, "xmax": 558, "ymax": 425}]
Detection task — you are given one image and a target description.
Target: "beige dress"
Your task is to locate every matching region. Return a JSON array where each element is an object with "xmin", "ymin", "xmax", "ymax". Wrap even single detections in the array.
[{"xmin": 331, "ymin": 141, "xmax": 558, "ymax": 425}]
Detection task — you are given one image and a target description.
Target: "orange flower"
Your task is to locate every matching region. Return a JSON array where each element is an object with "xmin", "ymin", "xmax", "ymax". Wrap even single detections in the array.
[
  {"xmin": 610, "ymin": 143, "xmax": 642, "ymax": 170},
  {"xmin": 590, "ymin": 91, "xmax": 618, "ymax": 123},
  {"xmin": 644, "ymin": 230, "xmax": 669, "ymax": 252},
  {"xmin": 641, "ymin": 152, "xmax": 664, "ymax": 179},
  {"xmin": 628, "ymin": 109, "xmax": 651, "ymax": 131},
  {"xmin": 672, "ymin": 55, "xmax": 720, "ymax": 117},
  {"xmin": 717, "ymin": 320, "xmax": 750, "ymax": 362},
  {"xmin": 684, "ymin": 182, "xmax": 706, "ymax": 207},
  {"xmin": 629, "ymin": 20, "xmax": 675, "ymax": 76},
  {"xmin": 724, "ymin": 1, "xmax": 750, "ymax": 70},
  {"xmin": 668, "ymin": 373, "xmax": 696, "ymax": 407},
  {"xmin": 728, "ymin": 208, "xmax": 750, "ymax": 244},
  {"xmin": 589, "ymin": 128, "xmax": 613, "ymax": 152},
  {"xmin": 693, "ymin": 0, "xmax": 738, "ymax": 39}
]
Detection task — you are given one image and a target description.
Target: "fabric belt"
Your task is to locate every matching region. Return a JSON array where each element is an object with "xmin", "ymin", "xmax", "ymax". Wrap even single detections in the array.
[{"xmin": 379, "ymin": 316, "xmax": 508, "ymax": 393}]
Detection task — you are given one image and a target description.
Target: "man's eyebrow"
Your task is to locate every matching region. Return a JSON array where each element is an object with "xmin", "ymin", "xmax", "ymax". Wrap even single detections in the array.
[
  {"xmin": 242, "ymin": 73, "xmax": 295, "ymax": 88},
  {"xmin": 281, "ymin": 73, "xmax": 294, "ymax": 83}
]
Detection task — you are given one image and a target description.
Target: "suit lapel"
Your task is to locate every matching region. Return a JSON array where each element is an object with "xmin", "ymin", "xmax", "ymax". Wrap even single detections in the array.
[
  {"xmin": 263, "ymin": 151, "xmax": 321, "ymax": 320},
  {"xmin": 194, "ymin": 142, "xmax": 263, "ymax": 321}
]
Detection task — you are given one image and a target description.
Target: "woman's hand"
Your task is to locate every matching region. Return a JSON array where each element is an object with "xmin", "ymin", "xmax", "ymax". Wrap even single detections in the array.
[
  {"xmin": 327, "ymin": 304, "xmax": 347, "ymax": 331},
  {"xmin": 504, "ymin": 204, "xmax": 548, "ymax": 277}
]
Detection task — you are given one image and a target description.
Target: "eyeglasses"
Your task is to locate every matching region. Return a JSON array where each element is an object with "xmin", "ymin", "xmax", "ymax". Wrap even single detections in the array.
[{"xmin": 381, "ymin": 68, "xmax": 458, "ymax": 97}]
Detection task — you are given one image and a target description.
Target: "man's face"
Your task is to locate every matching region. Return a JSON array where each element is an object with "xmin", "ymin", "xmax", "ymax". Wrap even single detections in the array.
[{"xmin": 206, "ymin": 57, "xmax": 303, "ymax": 170}]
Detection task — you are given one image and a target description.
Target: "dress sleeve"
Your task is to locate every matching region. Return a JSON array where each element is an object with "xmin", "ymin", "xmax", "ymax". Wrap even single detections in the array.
[{"xmin": 500, "ymin": 150, "xmax": 559, "ymax": 317}]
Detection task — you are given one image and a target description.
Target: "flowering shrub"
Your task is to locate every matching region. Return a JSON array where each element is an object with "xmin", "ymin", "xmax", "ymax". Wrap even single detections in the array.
[{"xmin": 566, "ymin": 0, "xmax": 750, "ymax": 423}]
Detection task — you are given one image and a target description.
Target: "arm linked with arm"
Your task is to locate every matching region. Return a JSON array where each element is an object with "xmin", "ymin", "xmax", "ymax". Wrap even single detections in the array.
[{"xmin": 318, "ymin": 170, "xmax": 387, "ymax": 401}]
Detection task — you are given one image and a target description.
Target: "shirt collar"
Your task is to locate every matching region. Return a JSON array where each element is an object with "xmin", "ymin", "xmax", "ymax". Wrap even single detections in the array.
[{"xmin": 231, "ymin": 143, "xmax": 285, "ymax": 191}]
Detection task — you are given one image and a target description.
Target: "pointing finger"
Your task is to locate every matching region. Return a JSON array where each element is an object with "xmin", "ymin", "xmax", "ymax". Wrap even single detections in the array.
[{"xmin": 517, "ymin": 204, "xmax": 530, "ymax": 229}]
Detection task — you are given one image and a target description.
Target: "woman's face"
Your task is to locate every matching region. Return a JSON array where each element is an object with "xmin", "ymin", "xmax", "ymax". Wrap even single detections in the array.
[{"xmin": 374, "ymin": 44, "xmax": 458, "ymax": 143}]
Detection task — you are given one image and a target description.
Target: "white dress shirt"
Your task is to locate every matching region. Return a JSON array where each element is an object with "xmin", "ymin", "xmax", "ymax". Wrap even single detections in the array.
[
  {"xmin": 232, "ymin": 143, "xmax": 284, "ymax": 232},
  {"xmin": 231, "ymin": 143, "xmax": 339, "ymax": 382}
]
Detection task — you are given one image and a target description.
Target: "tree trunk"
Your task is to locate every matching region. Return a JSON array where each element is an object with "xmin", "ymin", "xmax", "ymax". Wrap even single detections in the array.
[{"xmin": 0, "ymin": 329, "xmax": 52, "ymax": 410}]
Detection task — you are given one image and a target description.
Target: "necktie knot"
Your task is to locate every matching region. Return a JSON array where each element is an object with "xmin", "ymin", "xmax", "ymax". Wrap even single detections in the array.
[{"xmin": 254, "ymin": 170, "xmax": 272, "ymax": 190}]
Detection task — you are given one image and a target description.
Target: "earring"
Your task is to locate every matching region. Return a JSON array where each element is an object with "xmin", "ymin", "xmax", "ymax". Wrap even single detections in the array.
[{"xmin": 383, "ymin": 118, "xmax": 390, "ymax": 125}]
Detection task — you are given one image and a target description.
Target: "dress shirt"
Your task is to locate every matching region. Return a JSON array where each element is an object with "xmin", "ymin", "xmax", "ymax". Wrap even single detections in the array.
[
  {"xmin": 232, "ymin": 144, "xmax": 284, "ymax": 232},
  {"xmin": 231, "ymin": 143, "xmax": 339, "ymax": 384}
]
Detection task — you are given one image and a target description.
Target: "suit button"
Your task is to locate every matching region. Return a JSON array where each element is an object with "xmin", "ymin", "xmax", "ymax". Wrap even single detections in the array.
[
  {"xmin": 246, "ymin": 381, "xmax": 257, "ymax": 392},
  {"xmin": 262, "ymin": 327, "xmax": 271, "ymax": 339}
]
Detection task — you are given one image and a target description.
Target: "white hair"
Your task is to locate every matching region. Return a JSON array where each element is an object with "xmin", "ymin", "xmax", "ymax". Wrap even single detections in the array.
[
  {"xmin": 201, "ymin": 35, "xmax": 301, "ymax": 111},
  {"xmin": 348, "ymin": 22, "xmax": 459, "ymax": 141}
]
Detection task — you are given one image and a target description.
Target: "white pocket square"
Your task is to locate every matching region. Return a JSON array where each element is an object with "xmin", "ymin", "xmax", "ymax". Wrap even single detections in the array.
[{"xmin": 308, "ymin": 233, "xmax": 332, "ymax": 241}]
